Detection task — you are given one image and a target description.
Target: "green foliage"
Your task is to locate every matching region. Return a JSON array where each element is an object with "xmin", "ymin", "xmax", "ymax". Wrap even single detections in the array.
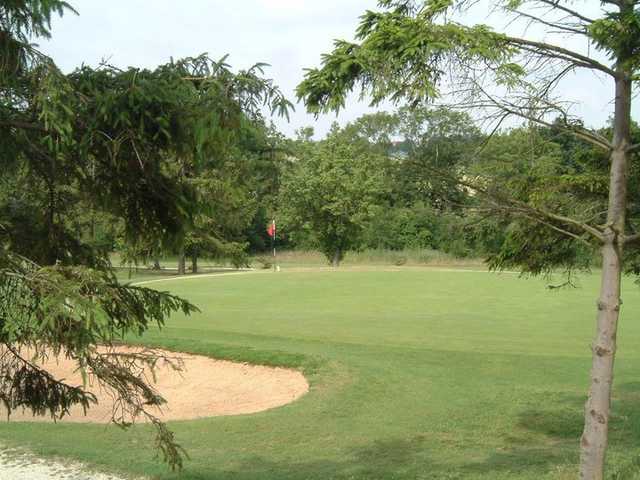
[
  {"xmin": 362, "ymin": 203, "xmax": 436, "ymax": 250},
  {"xmin": 392, "ymin": 105, "xmax": 481, "ymax": 208},
  {"xmin": 297, "ymin": 3, "xmax": 515, "ymax": 113},
  {"xmin": 176, "ymin": 110, "xmax": 290, "ymax": 267},
  {"xmin": 340, "ymin": 111, "xmax": 400, "ymax": 151},
  {"xmin": 0, "ymin": 0, "xmax": 75, "ymax": 87},
  {"xmin": 488, "ymin": 219, "xmax": 593, "ymax": 275},
  {"xmin": 588, "ymin": 7, "xmax": 640, "ymax": 68},
  {"xmin": 277, "ymin": 105, "xmax": 618, "ymax": 268},
  {"xmin": 294, "ymin": 0, "xmax": 640, "ymax": 284},
  {"xmin": 279, "ymin": 126, "xmax": 388, "ymax": 265}
]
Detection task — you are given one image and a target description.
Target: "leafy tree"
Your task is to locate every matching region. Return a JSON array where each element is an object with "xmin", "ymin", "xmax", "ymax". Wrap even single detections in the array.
[
  {"xmin": 394, "ymin": 106, "xmax": 482, "ymax": 209},
  {"xmin": 280, "ymin": 126, "xmax": 388, "ymax": 266},
  {"xmin": 341, "ymin": 111, "xmax": 400, "ymax": 154},
  {"xmin": 298, "ymin": 0, "xmax": 640, "ymax": 477}
]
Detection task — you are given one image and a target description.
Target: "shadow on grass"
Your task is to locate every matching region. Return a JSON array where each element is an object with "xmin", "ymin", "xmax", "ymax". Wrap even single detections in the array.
[
  {"xmin": 20, "ymin": 383, "xmax": 636, "ymax": 480},
  {"xmin": 160, "ymin": 388, "xmax": 640, "ymax": 480},
  {"xmin": 463, "ymin": 386, "xmax": 640, "ymax": 479},
  {"xmin": 162, "ymin": 435, "xmax": 434, "ymax": 480},
  {"xmin": 460, "ymin": 447, "xmax": 570, "ymax": 477},
  {"xmin": 514, "ymin": 385, "xmax": 640, "ymax": 448}
]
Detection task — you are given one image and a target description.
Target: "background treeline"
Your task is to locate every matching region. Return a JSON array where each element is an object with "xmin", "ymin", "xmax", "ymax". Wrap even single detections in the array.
[
  {"xmin": 28, "ymin": 98, "xmax": 631, "ymax": 270},
  {"xmin": 274, "ymin": 107, "xmax": 624, "ymax": 267},
  {"xmin": 284, "ymin": 109, "xmax": 638, "ymax": 269},
  {"xmin": 140, "ymin": 104, "xmax": 629, "ymax": 270}
]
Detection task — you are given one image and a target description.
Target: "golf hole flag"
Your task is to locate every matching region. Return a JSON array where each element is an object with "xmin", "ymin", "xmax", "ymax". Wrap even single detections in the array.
[{"xmin": 267, "ymin": 220, "xmax": 276, "ymax": 238}]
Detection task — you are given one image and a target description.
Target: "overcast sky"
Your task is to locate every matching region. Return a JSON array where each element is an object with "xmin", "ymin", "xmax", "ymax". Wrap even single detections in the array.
[{"xmin": 40, "ymin": 1, "xmax": 628, "ymax": 139}]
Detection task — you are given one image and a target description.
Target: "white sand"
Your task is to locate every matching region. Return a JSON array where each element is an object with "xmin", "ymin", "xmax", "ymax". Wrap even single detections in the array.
[{"xmin": 0, "ymin": 447, "xmax": 138, "ymax": 480}]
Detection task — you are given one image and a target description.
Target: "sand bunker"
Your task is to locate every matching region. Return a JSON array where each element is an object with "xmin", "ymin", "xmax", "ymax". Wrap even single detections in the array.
[{"xmin": 2, "ymin": 347, "xmax": 309, "ymax": 423}]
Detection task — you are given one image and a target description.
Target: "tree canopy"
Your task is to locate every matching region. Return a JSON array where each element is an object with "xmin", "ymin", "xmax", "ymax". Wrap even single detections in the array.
[{"xmin": 280, "ymin": 124, "xmax": 388, "ymax": 266}]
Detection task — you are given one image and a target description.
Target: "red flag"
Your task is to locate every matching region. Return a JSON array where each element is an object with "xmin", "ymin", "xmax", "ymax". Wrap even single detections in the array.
[{"xmin": 267, "ymin": 221, "xmax": 276, "ymax": 238}]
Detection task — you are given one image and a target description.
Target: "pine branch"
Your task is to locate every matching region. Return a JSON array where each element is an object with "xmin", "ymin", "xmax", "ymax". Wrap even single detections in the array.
[{"xmin": 511, "ymin": 212, "xmax": 593, "ymax": 247}]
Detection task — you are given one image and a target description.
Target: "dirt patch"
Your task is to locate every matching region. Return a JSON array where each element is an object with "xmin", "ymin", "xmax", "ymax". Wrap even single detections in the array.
[{"xmin": 1, "ymin": 347, "xmax": 309, "ymax": 423}]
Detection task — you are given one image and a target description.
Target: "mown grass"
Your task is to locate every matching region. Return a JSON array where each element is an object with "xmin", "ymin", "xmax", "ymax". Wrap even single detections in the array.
[{"xmin": 2, "ymin": 268, "xmax": 640, "ymax": 479}]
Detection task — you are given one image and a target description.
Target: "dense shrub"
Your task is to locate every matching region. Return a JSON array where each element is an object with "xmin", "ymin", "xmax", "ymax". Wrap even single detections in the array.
[{"xmin": 361, "ymin": 203, "xmax": 436, "ymax": 251}]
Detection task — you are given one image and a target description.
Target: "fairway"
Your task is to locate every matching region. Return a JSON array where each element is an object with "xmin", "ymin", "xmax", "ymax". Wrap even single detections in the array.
[{"xmin": 2, "ymin": 269, "xmax": 640, "ymax": 479}]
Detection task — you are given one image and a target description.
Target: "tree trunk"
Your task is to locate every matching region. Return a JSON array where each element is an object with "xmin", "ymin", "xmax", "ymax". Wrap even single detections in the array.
[
  {"xmin": 332, "ymin": 250, "xmax": 341, "ymax": 267},
  {"xmin": 579, "ymin": 68, "xmax": 631, "ymax": 480},
  {"xmin": 191, "ymin": 255, "xmax": 198, "ymax": 274},
  {"xmin": 177, "ymin": 251, "xmax": 186, "ymax": 275},
  {"xmin": 152, "ymin": 257, "xmax": 161, "ymax": 270}
]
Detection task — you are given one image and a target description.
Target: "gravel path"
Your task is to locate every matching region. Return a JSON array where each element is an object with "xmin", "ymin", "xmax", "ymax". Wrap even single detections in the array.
[{"xmin": 0, "ymin": 447, "xmax": 137, "ymax": 480}]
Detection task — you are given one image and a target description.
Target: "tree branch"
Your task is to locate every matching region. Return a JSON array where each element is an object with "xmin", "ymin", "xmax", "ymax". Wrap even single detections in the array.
[
  {"xmin": 626, "ymin": 143, "xmax": 640, "ymax": 153},
  {"xmin": 470, "ymin": 82, "xmax": 613, "ymax": 151},
  {"xmin": 0, "ymin": 119, "xmax": 48, "ymax": 133},
  {"xmin": 505, "ymin": 36, "xmax": 616, "ymax": 77},
  {"xmin": 452, "ymin": 175, "xmax": 606, "ymax": 243},
  {"xmin": 623, "ymin": 232, "xmax": 640, "ymax": 244},
  {"xmin": 509, "ymin": 9, "xmax": 587, "ymax": 36},
  {"xmin": 532, "ymin": 0, "xmax": 596, "ymax": 24},
  {"xmin": 517, "ymin": 212, "xmax": 594, "ymax": 247}
]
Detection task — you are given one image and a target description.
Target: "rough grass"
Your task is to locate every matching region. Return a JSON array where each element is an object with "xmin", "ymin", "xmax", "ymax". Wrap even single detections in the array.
[
  {"xmin": 253, "ymin": 248, "xmax": 484, "ymax": 269},
  {"xmin": 2, "ymin": 268, "xmax": 640, "ymax": 479},
  {"xmin": 111, "ymin": 248, "xmax": 484, "ymax": 272}
]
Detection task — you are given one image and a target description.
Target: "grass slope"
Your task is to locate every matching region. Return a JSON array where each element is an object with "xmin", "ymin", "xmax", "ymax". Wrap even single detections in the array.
[{"xmin": 2, "ymin": 269, "xmax": 640, "ymax": 479}]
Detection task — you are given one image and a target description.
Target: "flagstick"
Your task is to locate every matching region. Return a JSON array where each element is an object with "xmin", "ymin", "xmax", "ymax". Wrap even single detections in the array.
[{"xmin": 272, "ymin": 220, "xmax": 277, "ymax": 272}]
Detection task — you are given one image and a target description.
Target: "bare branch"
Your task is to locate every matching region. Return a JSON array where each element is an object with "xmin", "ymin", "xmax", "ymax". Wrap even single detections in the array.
[
  {"xmin": 539, "ymin": 64, "xmax": 577, "ymax": 99},
  {"xmin": 470, "ymin": 82, "xmax": 613, "ymax": 151},
  {"xmin": 533, "ymin": 0, "xmax": 596, "ymax": 24},
  {"xmin": 509, "ymin": 9, "xmax": 587, "ymax": 35},
  {"xmin": 505, "ymin": 36, "xmax": 616, "ymax": 77}
]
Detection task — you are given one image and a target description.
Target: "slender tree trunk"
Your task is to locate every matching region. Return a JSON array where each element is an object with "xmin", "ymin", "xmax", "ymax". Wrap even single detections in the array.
[
  {"xmin": 191, "ymin": 254, "xmax": 198, "ymax": 274},
  {"xmin": 152, "ymin": 257, "xmax": 161, "ymax": 270},
  {"xmin": 332, "ymin": 249, "xmax": 341, "ymax": 267},
  {"xmin": 579, "ymin": 68, "xmax": 631, "ymax": 480},
  {"xmin": 177, "ymin": 250, "xmax": 186, "ymax": 275}
]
